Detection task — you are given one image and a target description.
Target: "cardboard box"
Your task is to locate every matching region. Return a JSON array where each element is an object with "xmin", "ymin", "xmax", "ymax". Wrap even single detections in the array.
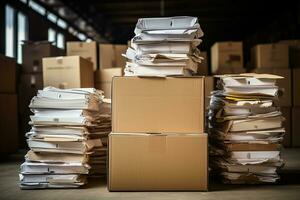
[
  {"xmin": 99, "ymin": 44, "xmax": 127, "ymax": 69},
  {"xmin": 198, "ymin": 51, "xmax": 208, "ymax": 75},
  {"xmin": 0, "ymin": 94, "xmax": 18, "ymax": 154},
  {"xmin": 67, "ymin": 41, "xmax": 98, "ymax": 71},
  {"xmin": 94, "ymin": 68, "xmax": 123, "ymax": 98},
  {"xmin": 0, "ymin": 54, "xmax": 18, "ymax": 93},
  {"xmin": 253, "ymin": 68, "xmax": 291, "ymax": 106},
  {"xmin": 22, "ymin": 41, "xmax": 64, "ymax": 73},
  {"xmin": 205, "ymin": 76, "xmax": 214, "ymax": 109},
  {"xmin": 42, "ymin": 56, "xmax": 94, "ymax": 89},
  {"xmin": 108, "ymin": 133, "xmax": 208, "ymax": 191},
  {"xmin": 292, "ymin": 107, "xmax": 300, "ymax": 147},
  {"xmin": 214, "ymin": 67, "xmax": 246, "ymax": 75},
  {"xmin": 211, "ymin": 41, "xmax": 243, "ymax": 73},
  {"xmin": 279, "ymin": 40, "xmax": 300, "ymax": 68},
  {"xmin": 293, "ymin": 69, "xmax": 300, "ymax": 106},
  {"xmin": 112, "ymin": 76, "xmax": 204, "ymax": 133},
  {"xmin": 252, "ymin": 43, "xmax": 289, "ymax": 68},
  {"xmin": 281, "ymin": 107, "xmax": 291, "ymax": 147}
]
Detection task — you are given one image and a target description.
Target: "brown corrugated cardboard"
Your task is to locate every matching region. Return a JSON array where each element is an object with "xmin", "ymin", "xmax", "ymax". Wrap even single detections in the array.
[
  {"xmin": 281, "ymin": 107, "xmax": 291, "ymax": 147},
  {"xmin": 108, "ymin": 133, "xmax": 208, "ymax": 191},
  {"xmin": 253, "ymin": 68, "xmax": 291, "ymax": 106},
  {"xmin": 252, "ymin": 43, "xmax": 289, "ymax": 68},
  {"xmin": 292, "ymin": 107, "xmax": 300, "ymax": 147},
  {"xmin": 114, "ymin": 45, "xmax": 127, "ymax": 68},
  {"xmin": 214, "ymin": 67, "xmax": 246, "ymax": 75},
  {"xmin": 42, "ymin": 56, "xmax": 94, "ymax": 89},
  {"xmin": 211, "ymin": 41, "xmax": 243, "ymax": 73},
  {"xmin": 279, "ymin": 40, "xmax": 300, "ymax": 68},
  {"xmin": 198, "ymin": 51, "xmax": 208, "ymax": 75},
  {"xmin": 67, "ymin": 41, "xmax": 98, "ymax": 71},
  {"xmin": 22, "ymin": 41, "xmax": 64, "ymax": 73},
  {"xmin": 112, "ymin": 76, "xmax": 205, "ymax": 133},
  {"xmin": 205, "ymin": 76, "xmax": 214, "ymax": 109},
  {"xmin": 94, "ymin": 68, "xmax": 123, "ymax": 98},
  {"xmin": 99, "ymin": 44, "xmax": 127, "ymax": 69},
  {"xmin": 0, "ymin": 54, "xmax": 18, "ymax": 93},
  {"xmin": 293, "ymin": 69, "xmax": 300, "ymax": 106},
  {"xmin": 0, "ymin": 94, "xmax": 18, "ymax": 154}
]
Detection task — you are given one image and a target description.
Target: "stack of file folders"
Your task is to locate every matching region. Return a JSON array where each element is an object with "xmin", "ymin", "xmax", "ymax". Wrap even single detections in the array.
[
  {"xmin": 124, "ymin": 16, "xmax": 204, "ymax": 76},
  {"xmin": 208, "ymin": 73, "xmax": 285, "ymax": 184},
  {"xmin": 19, "ymin": 87, "xmax": 111, "ymax": 189}
]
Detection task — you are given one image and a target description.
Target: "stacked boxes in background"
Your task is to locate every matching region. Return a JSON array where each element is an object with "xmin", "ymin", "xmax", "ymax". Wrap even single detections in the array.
[
  {"xmin": 211, "ymin": 41, "xmax": 245, "ymax": 74},
  {"xmin": 0, "ymin": 55, "xmax": 19, "ymax": 154},
  {"xmin": 99, "ymin": 44, "xmax": 127, "ymax": 69},
  {"xmin": 20, "ymin": 41, "xmax": 64, "ymax": 148}
]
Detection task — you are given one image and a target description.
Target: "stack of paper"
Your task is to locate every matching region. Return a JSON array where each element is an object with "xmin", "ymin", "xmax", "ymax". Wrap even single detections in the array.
[
  {"xmin": 19, "ymin": 87, "xmax": 111, "ymax": 189},
  {"xmin": 123, "ymin": 16, "xmax": 204, "ymax": 76},
  {"xmin": 208, "ymin": 73, "xmax": 285, "ymax": 184}
]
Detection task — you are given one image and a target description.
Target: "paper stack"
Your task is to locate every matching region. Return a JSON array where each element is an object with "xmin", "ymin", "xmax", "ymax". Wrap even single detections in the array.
[
  {"xmin": 208, "ymin": 73, "xmax": 285, "ymax": 184},
  {"xmin": 19, "ymin": 87, "xmax": 111, "ymax": 189},
  {"xmin": 123, "ymin": 16, "xmax": 204, "ymax": 76}
]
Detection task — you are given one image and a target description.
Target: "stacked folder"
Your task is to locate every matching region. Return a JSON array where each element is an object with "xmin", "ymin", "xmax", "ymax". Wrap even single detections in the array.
[
  {"xmin": 19, "ymin": 87, "xmax": 111, "ymax": 189},
  {"xmin": 124, "ymin": 16, "xmax": 204, "ymax": 76},
  {"xmin": 208, "ymin": 73, "xmax": 285, "ymax": 184}
]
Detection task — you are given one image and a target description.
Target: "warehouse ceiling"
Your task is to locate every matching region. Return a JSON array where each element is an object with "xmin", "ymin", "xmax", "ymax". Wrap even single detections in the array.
[{"xmin": 61, "ymin": 0, "xmax": 298, "ymax": 49}]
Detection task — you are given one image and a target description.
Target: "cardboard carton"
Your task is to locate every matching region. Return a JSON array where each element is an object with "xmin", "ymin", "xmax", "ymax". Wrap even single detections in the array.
[
  {"xmin": 0, "ymin": 94, "xmax": 18, "ymax": 154},
  {"xmin": 279, "ymin": 40, "xmax": 300, "ymax": 68},
  {"xmin": 114, "ymin": 45, "xmax": 127, "ymax": 68},
  {"xmin": 22, "ymin": 41, "xmax": 64, "ymax": 73},
  {"xmin": 42, "ymin": 56, "xmax": 94, "ymax": 89},
  {"xmin": 112, "ymin": 76, "xmax": 205, "ymax": 133},
  {"xmin": 211, "ymin": 41, "xmax": 243, "ymax": 73},
  {"xmin": 198, "ymin": 51, "xmax": 208, "ymax": 75},
  {"xmin": 0, "ymin": 54, "xmax": 18, "ymax": 93},
  {"xmin": 99, "ymin": 44, "xmax": 127, "ymax": 69},
  {"xmin": 108, "ymin": 133, "xmax": 208, "ymax": 191},
  {"xmin": 253, "ymin": 68, "xmax": 291, "ymax": 106},
  {"xmin": 293, "ymin": 69, "xmax": 300, "ymax": 106},
  {"xmin": 94, "ymin": 68, "xmax": 123, "ymax": 98},
  {"xmin": 67, "ymin": 41, "xmax": 98, "ymax": 71},
  {"xmin": 281, "ymin": 107, "xmax": 291, "ymax": 147},
  {"xmin": 252, "ymin": 43, "xmax": 289, "ymax": 68},
  {"xmin": 205, "ymin": 76, "xmax": 214, "ymax": 109},
  {"xmin": 214, "ymin": 67, "xmax": 246, "ymax": 75},
  {"xmin": 292, "ymin": 107, "xmax": 300, "ymax": 147}
]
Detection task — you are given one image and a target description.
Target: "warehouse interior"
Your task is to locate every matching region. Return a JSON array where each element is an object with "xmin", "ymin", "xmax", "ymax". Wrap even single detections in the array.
[{"xmin": 1, "ymin": 0, "xmax": 300, "ymax": 199}]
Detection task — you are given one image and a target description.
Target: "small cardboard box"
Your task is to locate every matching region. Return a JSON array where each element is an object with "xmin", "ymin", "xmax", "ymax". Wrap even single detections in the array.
[
  {"xmin": 0, "ymin": 94, "xmax": 18, "ymax": 153},
  {"xmin": 42, "ymin": 56, "xmax": 94, "ymax": 89},
  {"xmin": 67, "ymin": 41, "xmax": 98, "ymax": 71},
  {"xmin": 112, "ymin": 76, "xmax": 205, "ymax": 133},
  {"xmin": 0, "ymin": 54, "xmax": 18, "ymax": 93},
  {"xmin": 94, "ymin": 68, "xmax": 123, "ymax": 98},
  {"xmin": 293, "ymin": 69, "xmax": 300, "ymax": 106},
  {"xmin": 99, "ymin": 44, "xmax": 127, "ymax": 69},
  {"xmin": 108, "ymin": 133, "xmax": 208, "ymax": 191},
  {"xmin": 211, "ymin": 41, "xmax": 243, "ymax": 73},
  {"xmin": 252, "ymin": 43, "xmax": 289, "ymax": 68},
  {"xmin": 253, "ymin": 68, "xmax": 291, "ymax": 106},
  {"xmin": 279, "ymin": 40, "xmax": 300, "ymax": 68},
  {"xmin": 292, "ymin": 107, "xmax": 300, "ymax": 147},
  {"xmin": 22, "ymin": 41, "xmax": 64, "ymax": 73}
]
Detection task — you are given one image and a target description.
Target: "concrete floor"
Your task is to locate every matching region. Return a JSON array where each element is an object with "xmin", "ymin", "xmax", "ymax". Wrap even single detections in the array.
[{"xmin": 0, "ymin": 149, "xmax": 300, "ymax": 200}]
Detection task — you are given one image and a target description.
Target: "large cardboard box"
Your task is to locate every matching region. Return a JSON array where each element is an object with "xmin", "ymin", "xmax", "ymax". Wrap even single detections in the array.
[
  {"xmin": 112, "ymin": 77, "xmax": 205, "ymax": 133},
  {"xmin": 211, "ymin": 41, "xmax": 243, "ymax": 73},
  {"xmin": 99, "ymin": 44, "xmax": 127, "ymax": 69},
  {"xmin": 253, "ymin": 68, "xmax": 291, "ymax": 106},
  {"xmin": 67, "ymin": 41, "xmax": 98, "ymax": 71},
  {"xmin": 94, "ymin": 68, "xmax": 123, "ymax": 98},
  {"xmin": 198, "ymin": 51, "xmax": 208, "ymax": 75},
  {"xmin": 279, "ymin": 40, "xmax": 300, "ymax": 68},
  {"xmin": 252, "ymin": 43, "xmax": 289, "ymax": 68},
  {"xmin": 108, "ymin": 133, "xmax": 208, "ymax": 191},
  {"xmin": 281, "ymin": 107, "xmax": 291, "ymax": 147},
  {"xmin": 22, "ymin": 41, "xmax": 64, "ymax": 73},
  {"xmin": 292, "ymin": 107, "xmax": 300, "ymax": 147},
  {"xmin": 0, "ymin": 54, "xmax": 18, "ymax": 93},
  {"xmin": 293, "ymin": 69, "xmax": 300, "ymax": 106},
  {"xmin": 0, "ymin": 94, "xmax": 18, "ymax": 154},
  {"xmin": 42, "ymin": 56, "xmax": 94, "ymax": 89}
]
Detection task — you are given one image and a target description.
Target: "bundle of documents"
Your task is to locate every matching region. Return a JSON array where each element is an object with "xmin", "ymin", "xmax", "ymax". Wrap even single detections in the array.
[
  {"xmin": 208, "ymin": 73, "xmax": 285, "ymax": 184},
  {"xmin": 19, "ymin": 87, "xmax": 111, "ymax": 189},
  {"xmin": 123, "ymin": 16, "xmax": 204, "ymax": 76}
]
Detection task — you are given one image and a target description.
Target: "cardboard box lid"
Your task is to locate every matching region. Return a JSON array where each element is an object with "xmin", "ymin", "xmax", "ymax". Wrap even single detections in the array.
[
  {"xmin": 112, "ymin": 76, "xmax": 204, "ymax": 133},
  {"xmin": 108, "ymin": 133, "xmax": 208, "ymax": 191}
]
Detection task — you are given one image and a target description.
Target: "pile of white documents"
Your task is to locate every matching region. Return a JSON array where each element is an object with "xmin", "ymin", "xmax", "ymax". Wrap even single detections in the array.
[
  {"xmin": 19, "ymin": 87, "xmax": 111, "ymax": 189},
  {"xmin": 208, "ymin": 73, "xmax": 285, "ymax": 184},
  {"xmin": 124, "ymin": 16, "xmax": 204, "ymax": 76}
]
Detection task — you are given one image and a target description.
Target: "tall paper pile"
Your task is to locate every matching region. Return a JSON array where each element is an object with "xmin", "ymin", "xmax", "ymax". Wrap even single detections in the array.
[
  {"xmin": 208, "ymin": 73, "xmax": 285, "ymax": 184},
  {"xmin": 123, "ymin": 16, "xmax": 204, "ymax": 76},
  {"xmin": 19, "ymin": 87, "xmax": 111, "ymax": 189}
]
